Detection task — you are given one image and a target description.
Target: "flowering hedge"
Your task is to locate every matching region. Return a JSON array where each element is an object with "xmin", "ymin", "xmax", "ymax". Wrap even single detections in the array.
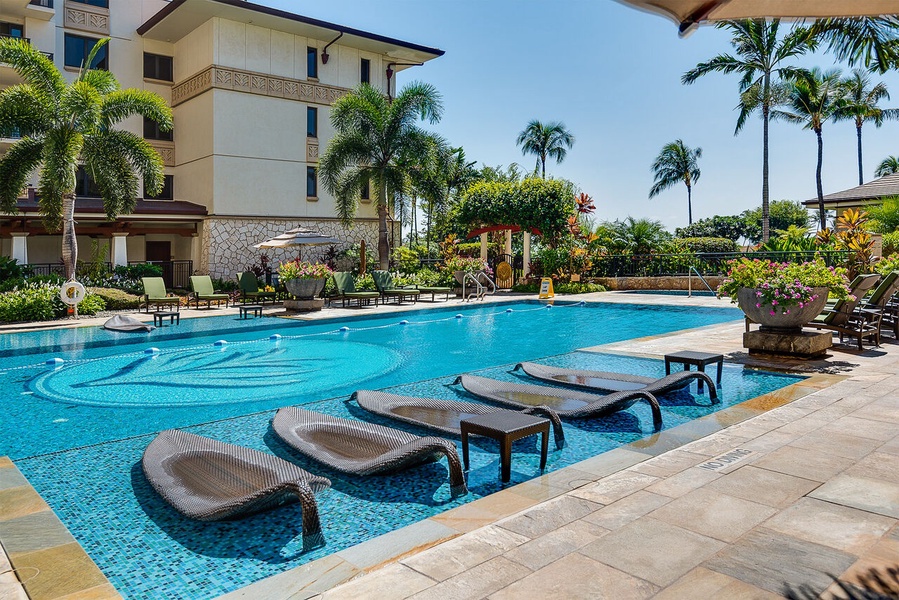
[
  {"xmin": 277, "ymin": 260, "xmax": 333, "ymax": 282},
  {"xmin": 444, "ymin": 256, "xmax": 493, "ymax": 277}
]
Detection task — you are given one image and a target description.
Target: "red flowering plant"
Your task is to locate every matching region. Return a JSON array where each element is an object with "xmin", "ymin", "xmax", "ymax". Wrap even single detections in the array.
[{"xmin": 717, "ymin": 258, "xmax": 852, "ymax": 316}]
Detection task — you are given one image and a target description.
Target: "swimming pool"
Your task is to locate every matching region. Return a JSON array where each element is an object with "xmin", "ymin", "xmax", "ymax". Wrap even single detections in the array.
[{"xmin": 3, "ymin": 301, "xmax": 802, "ymax": 598}]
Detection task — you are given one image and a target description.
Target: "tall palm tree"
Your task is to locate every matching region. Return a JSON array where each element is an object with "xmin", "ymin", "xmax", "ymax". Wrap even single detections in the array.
[
  {"xmin": 683, "ymin": 19, "xmax": 814, "ymax": 242},
  {"xmin": 773, "ymin": 68, "xmax": 845, "ymax": 230},
  {"xmin": 0, "ymin": 38, "xmax": 171, "ymax": 282},
  {"xmin": 808, "ymin": 17, "xmax": 899, "ymax": 74},
  {"xmin": 320, "ymin": 82, "xmax": 443, "ymax": 269},
  {"xmin": 515, "ymin": 120, "xmax": 574, "ymax": 178},
  {"xmin": 648, "ymin": 140, "xmax": 702, "ymax": 225},
  {"xmin": 833, "ymin": 69, "xmax": 898, "ymax": 185},
  {"xmin": 875, "ymin": 155, "xmax": 899, "ymax": 177}
]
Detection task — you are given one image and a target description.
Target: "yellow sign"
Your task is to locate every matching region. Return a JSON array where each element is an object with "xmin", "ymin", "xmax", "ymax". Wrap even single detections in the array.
[{"xmin": 538, "ymin": 278, "xmax": 555, "ymax": 299}]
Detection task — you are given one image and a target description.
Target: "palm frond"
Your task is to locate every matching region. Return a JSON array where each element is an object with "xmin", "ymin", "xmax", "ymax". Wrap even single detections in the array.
[
  {"xmin": 0, "ymin": 137, "xmax": 43, "ymax": 212},
  {"xmin": 0, "ymin": 85, "xmax": 51, "ymax": 136},
  {"xmin": 0, "ymin": 37, "xmax": 65, "ymax": 102},
  {"xmin": 101, "ymin": 89, "xmax": 172, "ymax": 130},
  {"xmin": 79, "ymin": 69, "xmax": 119, "ymax": 95},
  {"xmin": 61, "ymin": 81, "xmax": 102, "ymax": 132}
]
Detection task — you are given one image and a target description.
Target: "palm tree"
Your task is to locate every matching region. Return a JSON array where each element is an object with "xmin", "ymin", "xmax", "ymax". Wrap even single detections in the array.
[
  {"xmin": 648, "ymin": 140, "xmax": 702, "ymax": 225},
  {"xmin": 773, "ymin": 68, "xmax": 845, "ymax": 230},
  {"xmin": 515, "ymin": 120, "xmax": 574, "ymax": 178},
  {"xmin": 320, "ymin": 82, "xmax": 443, "ymax": 270},
  {"xmin": 683, "ymin": 19, "xmax": 814, "ymax": 242},
  {"xmin": 875, "ymin": 155, "xmax": 899, "ymax": 177},
  {"xmin": 808, "ymin": 17, "xmax": 899, "ymax": 74},
  {"xmin": 0, "ymin": 38, "xmax": 171, "ymax": 282},
  {"xmin": 833, "ymin": 69, "xmax": 898, "ymax": 185}
]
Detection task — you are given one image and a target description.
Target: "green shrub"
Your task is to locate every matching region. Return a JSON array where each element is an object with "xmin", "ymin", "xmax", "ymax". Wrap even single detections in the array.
[
  {"xmin": 114, "ymin": 263, "xmax": 163, "ymax": 279},
  {"xmin": 76, "ymin": 293, "xmax": 105, "ymax": 316},
  {"xmin": 881, "ymin": 231, "xmax": 899, "ymax": 256},
  {"xmin": 391, "ymin": 246, "xmax": 421, "ymax": 273},
  {"xmin": 212, "ymin": 278, "xmax": 238, "ymax": 292},
  {"xmin": 875, "ymin": 254, "xmax": 899, "ymax": 275},
  {"xmin": 0, "ymin": 282, "xmax": 106, "ymax": 322},
  {"xmin": 91, "ymin": 287, "xmax": 141, "ymax": 310},
  {"xmin": 0, "ymin": 257, "xmax": 24, "ymax": 282},
  {"xmin": 511, "ymin": 281, "xmax": 605, "ymax": 294},
  {"xmin": 354, "ymin": 273, "xmax": 376, "ymax": 291},
  {"xmin": 667, "ymin": 237, "xmax": 738, "ymax": 253}
]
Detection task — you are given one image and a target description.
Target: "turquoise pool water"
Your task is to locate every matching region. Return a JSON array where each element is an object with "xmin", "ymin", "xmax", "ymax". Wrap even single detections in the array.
[{"xmin": 3, "ymin": 301, "xmax": 802, "ymax": 599}]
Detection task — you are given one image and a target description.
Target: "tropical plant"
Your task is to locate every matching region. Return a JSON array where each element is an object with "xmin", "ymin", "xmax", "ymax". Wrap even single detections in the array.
[
  {"xmin": 683, "ymin": 19, "xmax": 814, "ymax": 241},
  {"xmin": 478, "ymin": 163, "xmax": 525, "ymax": 183},
  {"xmin": 443, "ymin": 255, "xmax": 492, "ymax": 276},
  {"xmin": 717, "ymin": 258, "xmax": 851, "ymax": 312},
  {"xmin": 834, "ymin": 208, "xmax": 875, "ymax": 279},
  {"xmin": 741, "ymin": 200, "xmax": 812, "ymax": 243},
  {"xmin": 667, "ymin": 237, "xmax": 739, "ymax": 253},
  {"xmin": 833, "ymin": 69, "xmax": 898, "ymax": 185},
  {"xmin": 277, "ymin": 259, "xmax": 333, "ymax": 282},
  {"xmin": 808, "ymin": 17, "xmax": 899, "ymax": 74},
  {"xmin": 773, "ymin": 68, "xmax": 846, "ymax": 230},
  {"xmin": 867, "ymin": 196, "xmax": 899, "ymax": 233},
  {"xmin": 515, "ymin": 120, "xmax": 575, "ymax": 178},
  {"xmin": 758, "ymin": 225, "xmax": 816, "ymax": 252},
  {"xmin": 610, "ymin": 217, "xmax": 672, "ymax": 255},
  {"xmin": 675, "ymin": 215, "xmax": 751, "ymax": 243},
  {"xmin": 882, "ymin": 231, "xmax": 899, "ymax": 257},
  {"xmin": 648, "ymin": 140, "xmax": 702, "ymax": 224},
  {"xmin": 319, "ymin": 81, "xmax": 443, "ymax": 270},
  {"xmin": 875, "ymin": 155, "xmax": 899, "ymax": 177},
  {"xmin": 0, "ymin": 38, "xmax": 171, "ymax": 285}
]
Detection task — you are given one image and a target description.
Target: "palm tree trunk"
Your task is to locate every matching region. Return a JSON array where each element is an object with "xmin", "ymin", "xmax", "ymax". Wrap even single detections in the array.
[
  {"xmin": 856, "ymin": 123, "xmax": 864, "ymax": 185},
  {"xmin": 411, "ymin": 193, "xmax": 417, "ymax": 245},
  {"xmin": 541, "ymin": 155, "xmax": 546, "ymax": 179},
  {"xmin": 61, "ymin": 192, "xmax": 78, "ymax": 281},
  {"xmin": 762, "ymin": 102, "xmax": 770, "ymax": 242},
  {"xmin": 378, "ymin": 183, "xmax": 389, "ymax": 270},
  {"xmin": 686, "ymin": 184, "xmax": 693, "ymax": 225},
  {"xmin": 816, "ymin": 128, "xmax": 826, "ymax": 230}
]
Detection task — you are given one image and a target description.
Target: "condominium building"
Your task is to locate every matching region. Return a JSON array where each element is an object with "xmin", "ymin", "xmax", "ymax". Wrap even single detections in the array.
[{"xmin": 0, "ymin": 0, "xmax": 443, "ymax": 284}]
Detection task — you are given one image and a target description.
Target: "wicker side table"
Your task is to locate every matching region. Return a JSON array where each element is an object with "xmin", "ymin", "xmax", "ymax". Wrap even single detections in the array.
[{"xmin": 460, "ymin": 412, "xmax": 550, "ymax": 483}]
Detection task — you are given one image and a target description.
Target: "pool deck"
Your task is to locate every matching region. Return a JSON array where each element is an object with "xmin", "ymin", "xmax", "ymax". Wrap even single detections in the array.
[{"xmin": 2, "ymin": 291, "xmax": 898, "ymax": 599}]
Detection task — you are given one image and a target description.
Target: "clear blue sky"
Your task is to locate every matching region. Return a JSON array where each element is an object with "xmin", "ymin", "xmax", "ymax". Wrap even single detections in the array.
[{"xmin": 271, "ymin": 0, "xmax": 899, "ymax": 231}]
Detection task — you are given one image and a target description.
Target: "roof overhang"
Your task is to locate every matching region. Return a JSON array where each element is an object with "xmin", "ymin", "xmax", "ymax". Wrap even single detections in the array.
[
  {"xmin": 137, "ymin": 0, "xmax": 444, "ymax": 64},
  {"xmin": 613, "ymin": 0, "xmax": 898, "ymax": 37}
]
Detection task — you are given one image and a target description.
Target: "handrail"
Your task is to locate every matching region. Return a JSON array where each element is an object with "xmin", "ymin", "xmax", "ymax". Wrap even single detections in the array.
[
  {"xmin": 461, "ymin": 271, "xmax": 496, "ymax": 301},
  {"xmin": 687, "ymin": 266, "xmax": 716, "ymax": 297},
  {"xmin": 477, "ymin": 271, "xmax": 497, "ymax": 295}
]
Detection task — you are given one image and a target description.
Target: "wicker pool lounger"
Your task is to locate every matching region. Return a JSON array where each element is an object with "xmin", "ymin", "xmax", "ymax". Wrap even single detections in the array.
[
  {"xmin": 142, "ymin": 429, "xmax": 330, "ymax": 550},
  {"xmin": 351, "ymin": 390, "xmax": 566, "ymax": 449},
  {"xmin": 512, "ymin": 362, "xmax": 718, "ymax": 401},
  {"xmin": 453, "ymin": 375, "xmax": 663, "ymax": 431},
  {"xmin": 272, "ymin": 407, "xmax": 467, "ymax": 496}
]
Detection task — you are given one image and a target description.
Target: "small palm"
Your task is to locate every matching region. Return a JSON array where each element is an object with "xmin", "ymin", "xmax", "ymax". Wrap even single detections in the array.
[
  {"xmin": 649, "ymin": 140, "xmax": 702, "ymax": 225},
  {"xmin": 875, "ymin": 156, "xmax": 899, "ymax": 177},
  {"xmin": 515, "ymin": 120, "xmax": 574, "ymax": 179}
]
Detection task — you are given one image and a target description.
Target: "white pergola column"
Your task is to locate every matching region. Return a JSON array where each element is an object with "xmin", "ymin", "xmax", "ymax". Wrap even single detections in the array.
[
  {"xmin": 522, "ymin": 231, "xmax": 531, "ymax": 277},
  {"xmin": 504, "ymin": 230, "xmax": 512, "ymax": 257},
  {"xmin": 111, "ymin": 233, "xmax": 129, "ymax": 267},
  {"xmin": 10, "ymin": 232, "xmax": 28, "ymax": 264},
  {"xmin": 479, "ymin": 233, "xmax": 488, "ymax": 261}
]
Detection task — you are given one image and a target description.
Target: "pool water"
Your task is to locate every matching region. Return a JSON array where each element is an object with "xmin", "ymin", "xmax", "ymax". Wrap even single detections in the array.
[{"xmin": 3, "ymin": 301, "xmax": 802, "ymax": 599}]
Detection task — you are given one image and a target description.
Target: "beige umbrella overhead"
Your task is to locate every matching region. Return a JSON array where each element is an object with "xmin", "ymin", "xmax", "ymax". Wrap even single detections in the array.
[
  {"xmin": 253, "ymin": 227, "xmax": 340, "ymax": 260},
  {"xmin": 613, "ymin": 0, "xmax": 897, "ymax": 36}
]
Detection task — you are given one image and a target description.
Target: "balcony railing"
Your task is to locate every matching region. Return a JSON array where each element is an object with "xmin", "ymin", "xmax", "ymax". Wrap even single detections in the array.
[
  {"xmin": 0, "ymin": 34, "xmax": 52, "ymax": 61},
  {"xmin": 0, "ymin": 34, "xmax": 30, "ymax": 43},
  {"xmin": 30, "ymin": 0, "xmax": 54, "ymax": 7}
]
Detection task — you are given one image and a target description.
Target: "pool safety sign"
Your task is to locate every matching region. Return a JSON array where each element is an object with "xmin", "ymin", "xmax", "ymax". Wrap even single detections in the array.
[{"xmin": 539, "ymin": 278, "xmax": 554, "ymax": 299}]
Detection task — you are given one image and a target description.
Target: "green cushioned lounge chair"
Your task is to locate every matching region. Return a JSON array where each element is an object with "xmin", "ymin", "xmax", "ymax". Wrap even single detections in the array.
[
  {"xmin": 238, "ymin": 272, "xmax": 277, "ymax": 305},
  {"xmin": 189, "ymin": 275, "xmax": 230, "ymax": 309},
  {"xmin": 141, "ymin": 277, "xmax": 181, "ymax": 313},
  {"xmin": 332, "ymin": 272, "xmax": 380, "ymax": 307},
  {"xmin": 808, "ymin": 273, "xmax": 880, "ymax": 349},
  {"xmin": 864, "ymin": 270, "xmax": 899, "ymax": 339},
  {"xmin": 372, "ymin": 270, "xmax": 420, "ymax": 304}
]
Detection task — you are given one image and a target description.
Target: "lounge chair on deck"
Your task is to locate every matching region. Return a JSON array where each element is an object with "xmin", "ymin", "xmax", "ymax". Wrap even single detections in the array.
[
  {"xmin": 189, "ymin": 275, "xmax": 230, "ymax": 309},
  {"xmin": 808, "ymin": 273, "xmax": 881, "ymax": 350},
  {"xmin": 331, "ymin": 272, "xmax": 381, "ymax": 307},
  {"xmin": 453, "ymin": 374, "xmax": 662, "ymax": 431},
  {"xmin": 140, "ymin": 277, "xmax": 181, "ymax": 313},
  {"xmin": 141, "ymin": 429, "xmax": 330, "ymax": 549},
  {"xmin": 272, "ymin": 407, "xmax": 467, "ymax": 496},
  {"xmin": 372, "ymin": 270, "xmax": 420, "ymax": 304},
  {"xmin": 238, "ymin": 272, "xmax": 277, "ymax": 305},
  {"xmin": 512, "ymin": 362, "xmax": 718, "ymax": 401},
  {"xmin": 864, "ymin": 271, "xmax": 899, "ymax": 339},
  {"xmin": 352, "ymin": 390, "xmax": 566, "ymax": 448}
]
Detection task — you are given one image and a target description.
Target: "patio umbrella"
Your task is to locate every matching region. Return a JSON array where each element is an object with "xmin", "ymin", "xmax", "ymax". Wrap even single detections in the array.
[
  {"xmin": 614, "ymin": 0, "xmax": 897, "ymax": 36},
  {"xmin": 253, "ymin": 227, "xmax": 340, "ymax": 260}
]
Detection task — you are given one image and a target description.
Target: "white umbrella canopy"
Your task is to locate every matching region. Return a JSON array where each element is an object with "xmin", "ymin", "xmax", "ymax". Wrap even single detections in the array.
[{"xmin": 613, "ymin": 0, "xmax": 897, "ymax": 36}]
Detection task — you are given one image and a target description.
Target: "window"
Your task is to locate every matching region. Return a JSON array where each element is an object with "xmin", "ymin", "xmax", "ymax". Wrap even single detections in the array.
[
  {"xmin": 360, "ymin": 58, "xmax": 370, "ymax": 84},
  {"xmin": 307, "ymin": 46, "xmax": 318, "ymax": 79},
  {"xmin": 64, "ymin": 34, "xmax": 107, "ymax": 70},
  {"xmin": 361, "ymin": 180, "xmax": 370, "ymax": 200},
  {"xmin": 306, "ymin": 107, "xmax": 317, "ymax": 138},
  {"xmin": 0, "ymin": 22, "xmax": 25, "ymax": 39},
  {"xmin": 306, "ymin": 167, "xmax": 317, "ymax": 198},
  {"xmin": 143, "ymin": 116, "xmax": 172, "ymax": 141},
  {"xmin": 69, "ymin": 0, "xmax": 108, "ymax": 7},
  {"xmin": 74, "ymin": 166, "xmax": 101, "ymax": 198},
  {"xmin": 143, "ymin": 53, "xmax": 173, "ymax": 82},
  {"xmin": 144, "ymin": 175, "xmax": 174, "ymax": 200}
]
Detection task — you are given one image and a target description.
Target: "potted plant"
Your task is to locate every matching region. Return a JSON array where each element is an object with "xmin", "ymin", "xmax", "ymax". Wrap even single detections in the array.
[
  {"xmin": 718, "ymin": 258, "xmax": 852, "ymax": 332},
  {"xmin": 444, "ymin": 256, "xmax": 494, "ymax": 285},
  {"xmin": 278, "ymin": 260, "xmax": 333, "ymax": 299}
]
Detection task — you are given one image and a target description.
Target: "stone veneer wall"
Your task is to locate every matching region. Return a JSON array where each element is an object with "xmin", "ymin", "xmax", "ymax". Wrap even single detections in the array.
[{"xmin": 201, "ymin": 217, "xmax": 386, "ymax": 278}]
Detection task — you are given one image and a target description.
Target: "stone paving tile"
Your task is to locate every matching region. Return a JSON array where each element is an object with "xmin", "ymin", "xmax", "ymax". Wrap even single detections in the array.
[
  {"xmin": 569, "ymin": 470, "xmax": 659, "ymax": 505},
  {"xmin": 580, "ymin": 517, "xmax": 726, "ymax": 587},
  {"xmin": 652, "ymin": 566, "xmax": 783, "ymax": 600},
  {"xmin": 400, "ymin": 525, "xmax": 527, "ymax": 582},
  {"xmin": 405, "ymin": 556, "xmax": 531, "ymax": 600},
  {"xmin": 489, "ymin": 552, "xmax": 658, "ymax": 600},
  {"xmin": 705, "ymin": 465, "xmax": 821, "ymax": 509},
  {"xmin": 833, "ymin": 530, "xmax": 899, "ymax": 592},
  {"xmin": 763, "ymin": 497, "xmax": 896, "ymax": 556},
  {"xmin": 751, "ymin": 445, "xmax": 855, "ymax": 482},
  {"xmin": 497, "ymin": 496, "xmax": 601, "ymax": 539},
  {"xmin": 704, "ymin": 527, "xmax": 858, "ymax": 596},
  {"xmin": 740, "ymin": 430, "xmax": 797, "ymax": 453},
  {"xmin": 568, "ymin": 448, "xmax": 649, "ymax": 479},
  {"xmin": 775, "ymin": 414, "xmax": 831, "ymax": 436},
  {"xmin": 336, "ymin": 519, "xmax": 457, "ymax": 571},
  {"xmin": 629, "ymin": 450, "xmax": 708, "ymax": 478},
  {"xmin": 321, "ymin": 563, "xmax": 434, "ymax": 600},
  {"xmin": 644, "ymin": 466, "xmax": 723, "ymax": 498},
  {"xmin": 12, "ymin": 542, "xmax": 110, "ymax": 600},
  {"xmin": 0, "ymin": 469, "xmax": 27, "ymax": 492},
  {"xmin": 647, "ymin": 487, "xmax": 777, "ymax": 543},
  {"xmin": 0, "ymin": 486, "xmax": 50, "ymax": 522},
  {"xmin": 834, "ymin": 403, "xmax": 899, "ymax": 425},
  {"xmin": 218, "ymin": 554, "xmax": 358, "ymax": 600},
  {"xmin": 54, "ymin": 583, "xmax": 121, "ymax": 599},
  {"xmin": 582, "ymin": 490, "xmax": 672, "ymax": 531},
  {"xmin": 429, "ymin": 489, "xmax": 538, "ymax": 533},
  {"xmin": 821, "ymin": 416, "xmax": 899, "ymax": 442},
  {"xmin": 878, "ymin": 435, "xmax": 899, "ymax": 457},
  {"xmin": 503, "ymin": 519, "xmax": 609, "ymax": 571},
  {"xmin": 679, "ymin": 432, "xmax": 753, "ymax": 457},
  {"xmin": 809, "ymin": 474, "xmax": 899, "ymax": 519},
  {"xmin": 843, "ymin": 452, "xmax": 899, "ymax": 485},
  {"xmin": 0, "ymin": 511, "xmax": 75, "ymax": 556}
]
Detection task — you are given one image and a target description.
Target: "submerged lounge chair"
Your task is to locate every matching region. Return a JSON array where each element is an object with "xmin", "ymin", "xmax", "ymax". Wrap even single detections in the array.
[
  {"xmin": 352, "ymin": 390, "xmax": 566, "ymax": 448},
  {"xmin": 140, "ymin": 277, "xmax": 181, "ymax": 313},
  {"xmin": 512, "ymin": 362, "xmax": 718, "ymax": 401},
  {"xmin": 808, "ymin": 273, "xmax": 881, "ymax": 350},
  {"xmin": 453, "ymin": 374, "xmax": 662, "ymax": 431},
  {"xmin": 272, "ymin": 407, "xmax": 467, "ymax": 496},
  {"xmin": 372, "ymin": 270, "xmax": 420, "ymax": 304},
  {"xmin": 237, "ymin": 272, "xmax": 277, "ymax": 305},
  {"xmin": 141, "ymin": 429, "xmax": 330, "ymax": 549},
  {"xmin": 331, "ymin": 272, "xmax": 381, "ymax": 307},
  {"xmin": 189, "ymin": 275, "xmax": 230, "ymax": 309}
]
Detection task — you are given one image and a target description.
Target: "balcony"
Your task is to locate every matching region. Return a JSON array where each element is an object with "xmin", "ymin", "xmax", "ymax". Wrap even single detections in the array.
[
  {"xmin": 1, "ymin": 35, "xmax": 55, "ymax": 85},
  {"xmin": 2, "ymin": 0, "xmax": 55, "ymax": 20},
  {"xmin": 0, "ymin": 128, "xmax": 22, "ymax": 152}
]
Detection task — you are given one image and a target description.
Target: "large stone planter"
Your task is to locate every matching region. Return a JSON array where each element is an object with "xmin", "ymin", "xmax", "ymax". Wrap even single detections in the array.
[
  {"xmin": 285, "ymin": 278, "xmax": 326, "ymax": 299},
  {"xmin": 736, "ymin": 287, "xmax": 829, "ymax": 333}
]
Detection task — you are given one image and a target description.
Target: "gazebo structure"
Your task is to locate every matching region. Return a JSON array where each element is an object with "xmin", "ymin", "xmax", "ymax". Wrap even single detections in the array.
[
  {"xmin": 465, "ymin": 225, "xmax": 541, "ymax": 288},
  {"xmin": 801, "ymin": 173, "xmax": 899, "ymax": 214}
]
